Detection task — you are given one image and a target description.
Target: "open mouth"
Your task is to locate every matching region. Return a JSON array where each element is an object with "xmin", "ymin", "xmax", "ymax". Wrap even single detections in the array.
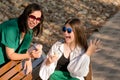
[{"xmin": 65, "ymin": 36, "xmax": 71, "ymax": 39}]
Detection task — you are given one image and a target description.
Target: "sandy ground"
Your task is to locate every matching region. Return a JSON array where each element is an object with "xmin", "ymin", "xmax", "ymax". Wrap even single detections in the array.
[{"xmin": 91, "ymin": 11, "xmax": 120, "ymax": 80}]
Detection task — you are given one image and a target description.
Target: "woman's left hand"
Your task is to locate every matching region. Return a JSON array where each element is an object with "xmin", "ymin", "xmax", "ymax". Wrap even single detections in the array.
[
  {"xmin": 23, "ymin": 59, "xmax": 32, "ymax": 74},
  {"xmin": 86, "ymin": 39, "xmax": 102, "ymax": 56}
]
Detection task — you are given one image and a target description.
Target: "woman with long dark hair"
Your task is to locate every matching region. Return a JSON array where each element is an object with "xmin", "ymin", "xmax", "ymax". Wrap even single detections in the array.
[{"xmin": 0, "ymin": 3, "xmax": 44, "ymax": 74}]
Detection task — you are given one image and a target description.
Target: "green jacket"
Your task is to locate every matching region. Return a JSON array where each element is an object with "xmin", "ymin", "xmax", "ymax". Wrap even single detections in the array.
[{"xmin": 0, "ymin": 18, "xmax": 33, "ymax": 66}]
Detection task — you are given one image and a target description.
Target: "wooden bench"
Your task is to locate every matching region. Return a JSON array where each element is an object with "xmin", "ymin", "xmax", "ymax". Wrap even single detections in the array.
[{"xmin": 0, "ymin": 53, "xmax": 46, "ymax": 80}]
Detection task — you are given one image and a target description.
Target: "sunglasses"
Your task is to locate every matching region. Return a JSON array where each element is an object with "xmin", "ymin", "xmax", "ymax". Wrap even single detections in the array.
[
  {"xmin": 62, "ymin": 26, "xmax": 72, "ymax": 33},
  {"xmin": 29, "ymin": 15, "xmax": 41, "ymax": 21}
]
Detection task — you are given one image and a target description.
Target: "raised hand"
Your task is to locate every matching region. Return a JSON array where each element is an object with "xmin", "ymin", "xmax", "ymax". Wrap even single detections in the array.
[{"xmin": 86, "ymin": 39, "xmax": 102, "ymax": 56}]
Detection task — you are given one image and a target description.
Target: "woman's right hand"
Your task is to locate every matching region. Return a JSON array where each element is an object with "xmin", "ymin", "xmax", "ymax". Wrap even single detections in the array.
[
  {"xmin": 86, "ymin": 39, "xmax": 102, "ymax": 56},
  {"xmin": 45, "ymin": 53, "xmax": 58, "ymax": 66},
  {"xmin": 27, "ymin": 44, "xmax": 43, "ymax": 58}
]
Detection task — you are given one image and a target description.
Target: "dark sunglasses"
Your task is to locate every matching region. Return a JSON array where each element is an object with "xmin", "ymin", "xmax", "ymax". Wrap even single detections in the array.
[
  {"xmin": 29, "ymin": 15, "xmax": 41, "ymax": 21},
  {"xmin": 62, "ymin": 26, "xmax": 72, "ymax": 33}
]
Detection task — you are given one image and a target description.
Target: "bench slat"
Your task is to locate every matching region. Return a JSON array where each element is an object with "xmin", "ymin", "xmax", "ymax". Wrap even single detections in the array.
[
  {"xmin": 0, "ymin": 62, "xmax": 22, "ymax": 80},
  {"xmin": 0, "ymin": 61, "xmax": 20, "ymax": 76},
  {"xmin": 11, "ymin": 71, "xmax": 25, "ymax": 80}
]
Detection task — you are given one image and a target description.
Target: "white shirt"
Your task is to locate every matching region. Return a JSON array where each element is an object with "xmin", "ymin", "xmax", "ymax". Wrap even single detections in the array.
[{"xmin": 39, "ymin": 40, "xmax": 90, "ymax": 80}]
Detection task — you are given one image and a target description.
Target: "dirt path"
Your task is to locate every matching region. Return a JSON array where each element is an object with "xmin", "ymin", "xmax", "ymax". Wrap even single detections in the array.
[{"xmin": 91, "ymin": 11, "xmax": 120, "ymax": 80}]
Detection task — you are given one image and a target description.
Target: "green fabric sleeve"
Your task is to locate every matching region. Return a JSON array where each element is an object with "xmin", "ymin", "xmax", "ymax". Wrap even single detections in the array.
[{"xmin": 1, "ymin": 20, "xmax": 18, "ymax": 49}]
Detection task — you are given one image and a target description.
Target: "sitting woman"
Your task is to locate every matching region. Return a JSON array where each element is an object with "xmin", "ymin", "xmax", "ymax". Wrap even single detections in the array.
[{"xmin": 39, "ymin": 18, "xmax": 101, "ymax": 80}]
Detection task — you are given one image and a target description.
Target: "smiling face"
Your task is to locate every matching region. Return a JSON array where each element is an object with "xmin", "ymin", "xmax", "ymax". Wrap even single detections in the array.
[
  {"xmin": 27, "ymin": 11, "xmax": 42, "ymax": 29},
  {"xmin": 63, "ymin": 23, "xmax": 75, "ymax": 44}
]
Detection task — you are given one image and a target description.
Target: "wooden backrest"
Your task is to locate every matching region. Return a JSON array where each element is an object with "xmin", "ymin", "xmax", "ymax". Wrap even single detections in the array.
[{"xmin": 0, "ymin": 53, "xmax": 46, "ymax": 80}]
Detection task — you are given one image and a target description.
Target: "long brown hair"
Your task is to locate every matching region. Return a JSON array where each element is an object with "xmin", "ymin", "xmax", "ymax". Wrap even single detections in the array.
[{"xmin": 65, "ymin": 18, "xmax": 88, "ymax": 51}]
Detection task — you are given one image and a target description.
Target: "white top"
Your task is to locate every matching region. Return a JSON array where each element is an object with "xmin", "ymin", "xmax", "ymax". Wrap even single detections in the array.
[{"xmin": 39, "ymin": 40, "xmax": 90, "ymax": 80}]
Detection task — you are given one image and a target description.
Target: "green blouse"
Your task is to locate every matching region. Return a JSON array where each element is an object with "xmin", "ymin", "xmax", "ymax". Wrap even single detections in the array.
[{"xmin": 0, "ymin": 18, "xmax": 33, "ymax": 66}]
